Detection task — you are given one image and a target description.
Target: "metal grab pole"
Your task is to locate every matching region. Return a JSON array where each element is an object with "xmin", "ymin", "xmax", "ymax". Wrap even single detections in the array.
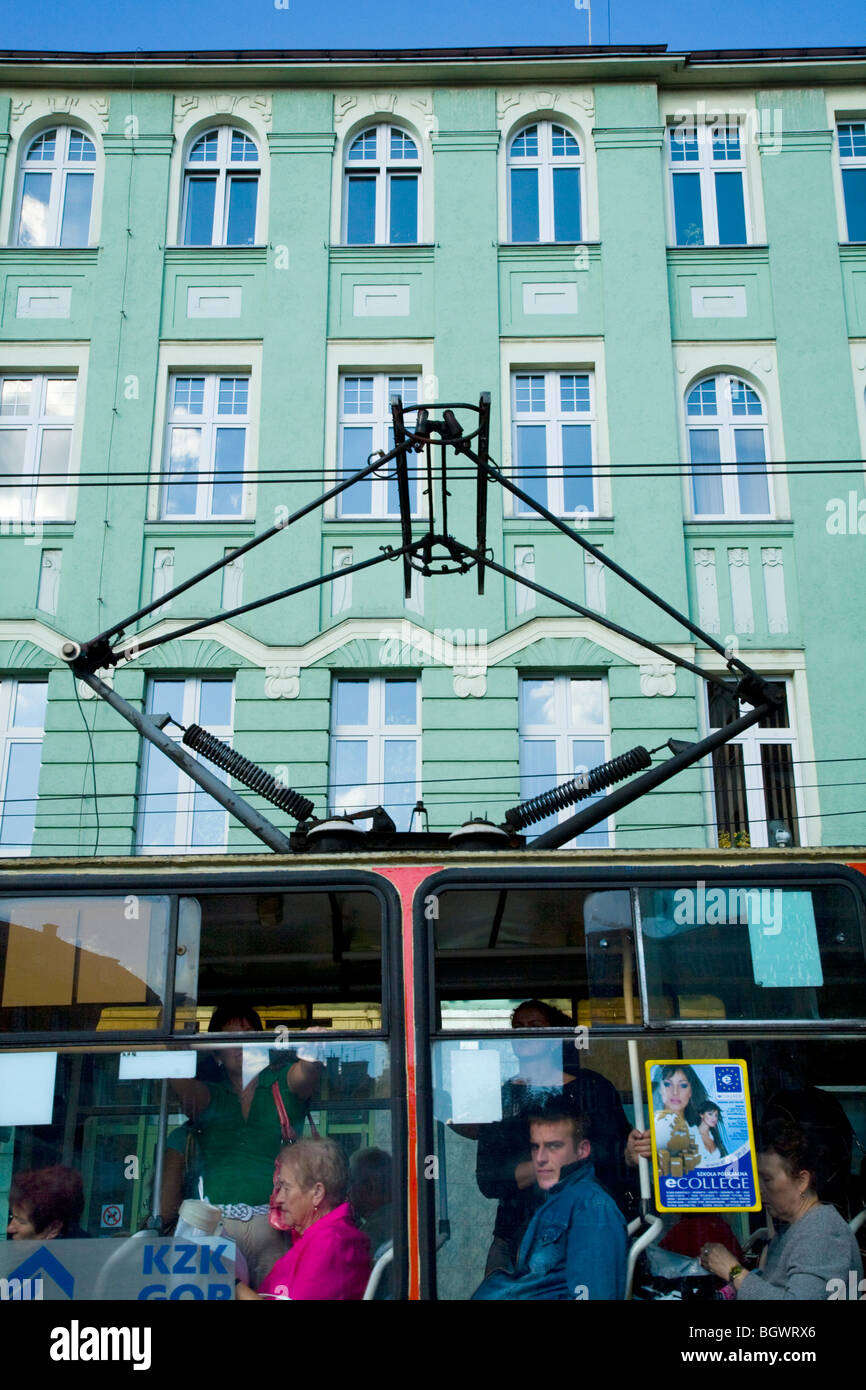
[
  {"xmin": 623, "ymin": 948, "xmax": 650, "ymax": 1203},
  {"xmin": 68, "ymin": 666, "xmax": 293, "ymax": 853}
]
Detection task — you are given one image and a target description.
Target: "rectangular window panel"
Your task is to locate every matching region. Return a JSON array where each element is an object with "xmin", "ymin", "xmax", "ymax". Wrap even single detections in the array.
[
  {"xmin": 552, "ymin": 166, "xmax": 581, "ymax": 242},
  {"xmin": 689, "ymin": 429, "xmax": 724, "ymax": 514},
  {"xmin": 570, "ymin": 680, "xmax": 604, "ymax": 729},
  {"xmin": 17, "ymin": 172, "xmax": 52, "ymax": 246},
  {"xmin": 331, "ymin": 739, "xmax": 369, "ymax": 815},
  {"xmin": 389, "ymin": 174, "xmax": 418, "ymax": 244},
  {"xmin": 164, "ymin": 427, "xmax": 201, "ymax": 517},
  {"xmin": 383, "ymin": 739, "xmax": 415, "ymax": 830},
  {"xmin": 191, "ymin": 767, "xmax": 228, "ymax": 848},
  {"xmin": 561, "ymin": 423, "xmax": 594, "ymax": 513},
  {"xmin": 510, "ymin": 167, "xmax": 540, "ymax": 241},
  {"xmin": 761, "ymin": 744, "xmax": 800, "ymax": 846},
  {"xmin": 183, "ymin": 178, "xmax": 217, "ymax": 245},
  {"xmin": 515, "ymin": 424, "xmax": 548, "ymax": 512},
  {"xmin": 0, "ymin": 742, "xmax": 42, "ymax": 850},
  {"xmin": 339, "ymin": 425, "xmax": 374, "ymax": 514},
  {"xmin": 59, "ymin": 172, "xmax": 93, "ymax": 247},
  {"xmin": 0, "ymin": 430, "xmax": 27, "ymax": 521},
  {"xmin": 137, "ymin": 742, "xmax": 182, "ymax": 851},
  {"xmin": 225, "ymin": 177, "xmax": 258, "ymax": 245},
  {"xmin": 33, "ymin": 428, "xmax": 71, "ymax": 520},
  {"xmin": 198, "ymin": 679, "xmax": 233, "ymax": 729},
  {"xmin": 734, "ymin": 429, "xmax": 770, "ymax": 515},
  {"xmin": 211, "ymin": 427, "xmax": 245, "ymax": 516},
  {"xmin": 711, "ymin": 742, "xmax": 749, "ymax": 843},
  {"xmin": 335, "ymin": 680, "xmax": 369, "ymax": 727},
  {"xmin": 346, "ymin": 176, "xmax": 376, "ymax": 244},
  {"xmin": 519, "ymin": 738, "xmax": 558, "ymax": 836},
  {"xmin": 521, "ymin": 678, "xmax": 556, "ymax": 726},
  {"xmin": 13, "ymin": 682, "xmax": 47, "ymax": 728},
  {"xmin": 570, "ymin": 736, "xmax": 607, "ymax": 847},
  {"xmin": 842, "ymin": 168, "xmax": 866, "ymax": 242},
  {"xmin": 672, "ymin": 172, "xmax": 704, "ymax": 246},
  {"xmin": 714, "ymin": 171, "xmax": 747, "ymax": 245},
  {"xmin": 384, "ymin": 680, "xmax": 416, "ymax": 726}
]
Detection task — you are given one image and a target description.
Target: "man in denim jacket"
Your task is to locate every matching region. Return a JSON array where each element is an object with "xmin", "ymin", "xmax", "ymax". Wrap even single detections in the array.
[{"xmin": 472, "ymin": 1109, "xmax": 627, "ymax": 1300}]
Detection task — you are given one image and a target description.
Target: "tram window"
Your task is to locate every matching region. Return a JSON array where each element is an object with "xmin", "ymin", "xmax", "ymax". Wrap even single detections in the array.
[
  {"xmin": 0, "ymin": 1040, "xmax": 395, "ymax": 1300},
  {"xmin": 639, "ymin": 883, "xmax": 866, "ymax": 1022},
  {"xmin": 0, "ymin": 896, "xmax": 170, "ymax": 1034},
  {"xmin": 433, "ymin": 888, "xmax": 638, "ymax": 1028},
  {"xmin": 183, "ymin": 890, "xmax": 384, "ymax": 1030}
]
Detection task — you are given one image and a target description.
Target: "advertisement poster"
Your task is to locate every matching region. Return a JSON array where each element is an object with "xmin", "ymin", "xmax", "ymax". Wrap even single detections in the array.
[{"xmin": 646, "ymin": 1059, "xmax": 760, "ymax": 1212}]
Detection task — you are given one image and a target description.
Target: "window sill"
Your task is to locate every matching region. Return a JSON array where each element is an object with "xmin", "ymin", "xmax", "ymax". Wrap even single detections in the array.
[{"xmin": 683, "ymin": 518, "xmax": 792, "ymax": 535}]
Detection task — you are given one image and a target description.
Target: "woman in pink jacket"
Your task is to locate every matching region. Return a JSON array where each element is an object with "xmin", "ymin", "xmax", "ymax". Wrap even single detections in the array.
[{"xmin": 236, "ymin": 1139, "xmax": 371, "ymax": 1301}]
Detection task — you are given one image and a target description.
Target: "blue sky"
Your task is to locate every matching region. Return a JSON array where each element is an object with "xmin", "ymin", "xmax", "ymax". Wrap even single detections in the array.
[{"xmin": 0, "ymin": 0, "xmax": 863, "ymax": 56}]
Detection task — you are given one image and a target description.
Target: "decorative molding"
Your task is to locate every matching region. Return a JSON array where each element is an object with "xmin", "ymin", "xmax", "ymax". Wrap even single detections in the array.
[
  {"xmin": 103, "ymin": 133, "xmax": 174, "ymax": 157},
  {"xmin": 173, "ymin": 93, "xmax": 272, "ymax": 129},
  {"xmin": 431, "ymin": 130, "xmax": 500, "ymax": 153},
  {"xmin": 333, "ymin": 96, "xmax": 359, "ymax": 126},
  {"xmin": 268, "ymin": 131, "xmax": 336, "ymax": 155},
  {"xmin": 454, "ymin": 666, "xmax": 487, "ymax": 699},
  {"xmin": 639, "ymin": 661, "xmax": 677, "ymax": 698},
  {"xmin": 10, "ymin": 100, "xmax": 32, "ymax": 125},
  {"xmin": 758, "ymin": 128, "xmax": 832, "ymax": 155},
  {"xmin": 264, "ymin": 663, "xmax": 300, "ymax": 699},
  {"xmin": 9, "ymin": 92, "xmax": 109, "ymax": 134},
  {"xmin": 592, "ymin": 126, "xmax": 665, "ymax": 150}
]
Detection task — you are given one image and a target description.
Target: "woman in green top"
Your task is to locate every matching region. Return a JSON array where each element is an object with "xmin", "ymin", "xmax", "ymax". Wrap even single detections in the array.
[{"xmin": 170, "ymin": 1000, "xmax": 322, "ymax": 1288}]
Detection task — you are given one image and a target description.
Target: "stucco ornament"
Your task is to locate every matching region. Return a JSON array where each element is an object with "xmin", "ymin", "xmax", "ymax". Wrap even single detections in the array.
[
  {"xmin": 78, "ymin": 670, "xmax": 114, "ymax": 700},
  {"xmin": 453, "ymin": 664, "xmax": 487, "ymax": 698},
  {"xmin": 639, "ymin": 661, "xmax": 677, "ymax": 697},
  {"xmin": 264, "ymin": 664, "xmax": 300, "ymax": 699}
]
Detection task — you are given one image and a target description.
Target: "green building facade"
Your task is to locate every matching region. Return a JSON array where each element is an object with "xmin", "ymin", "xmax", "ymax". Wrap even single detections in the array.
[{"xmin": 0, "ymin": 45, "xmax": 865, "ymax": 858}]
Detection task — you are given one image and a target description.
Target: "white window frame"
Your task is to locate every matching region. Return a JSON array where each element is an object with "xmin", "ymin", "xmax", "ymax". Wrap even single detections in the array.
[
  {"xmin": 0, "ymin": 372, "xmax": 77, "ymax": 524},
  {"xmin": 511, "ymin": 369, "xmax": 598, "ymax": 518},
  {"xmin": 180, "ymin": 126, "xmax": 260, "ymax": 247},
  {"xmin": 707, "ymin": 676, "xmax": 805, "ymax": 849},
  {"xmin": 329, "ymin": 676, "xmax": 421, "ymax": 831},
  {"xmin": 518, "ymin": 674, "xmax": 611, "ymax": 847},
  {"xmin": 337, "ymin": 371, "xmax": 422, "ymax": 519},
  {"xmin": 667, "ymin": 120, "xmax": 751, "ymax": 247},
  {"xmin": 0, "ymin": 678, "xmax": 47, "ymax": 857},
  {"xmin": 137, "ymin": 676, "xmax": 233, "ymax": 855},
  {"xmin": 14, "ymin": 125, "xmax": 97, "ymax": 248},
  {"xmin": 342, "ymin": 125, "xmax": 422, "ymax": 246},
  {"xmin": 685, "ymin": 372, "xmax": 773, "ymax": 520},
  {"xmin": 506, "ymin": 119, "xmax": 583, "ymax": 243},
  {"xmin": 159, "ymin": 372, "xmax": 250, "ymax": 520},
  {"xmin": 837, "ymin": 120, "xmax": 866, "ymax": 243}
]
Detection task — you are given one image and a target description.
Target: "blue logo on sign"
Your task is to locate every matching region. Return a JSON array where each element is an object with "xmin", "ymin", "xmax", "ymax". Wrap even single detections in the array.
[
  {"xmin": 715, "ymin": 1067, "xmax": 742, "ymax": 1093},
  {"xmin": 9, "ymin": 1247, "xmax": 74, "ymax": 1298}
]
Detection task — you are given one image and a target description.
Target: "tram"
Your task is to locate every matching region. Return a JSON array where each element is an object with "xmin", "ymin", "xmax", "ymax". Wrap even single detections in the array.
[{"xmin": 1, "ymin": 844, "xmax": 864, "ymax": 1301}]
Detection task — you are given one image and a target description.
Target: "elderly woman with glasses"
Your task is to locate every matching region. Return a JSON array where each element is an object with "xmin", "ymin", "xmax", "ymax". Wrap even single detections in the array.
[{"xmin": 236, "ymin": 1139, "xmax": 371, "ymax": 1301}]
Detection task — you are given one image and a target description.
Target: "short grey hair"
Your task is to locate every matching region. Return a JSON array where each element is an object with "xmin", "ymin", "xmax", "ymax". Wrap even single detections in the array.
[{"xmin": 279, "ymin": 1138, "xmax": 348, "ymax": 1208}]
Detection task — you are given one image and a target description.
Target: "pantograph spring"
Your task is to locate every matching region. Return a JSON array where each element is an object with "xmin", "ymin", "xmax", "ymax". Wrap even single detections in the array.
[
  {"xmin": 505, "ymin": 744, "xmax": 652, "ymax": 830},
  {"xmin": 182, "ymin": 724, "xmax": 314, "ymax": 822}
]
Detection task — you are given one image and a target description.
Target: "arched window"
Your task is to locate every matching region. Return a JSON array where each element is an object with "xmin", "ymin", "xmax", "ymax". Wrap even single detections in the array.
[
  {"xmin": 507, "ymin": 121, "xmax": 582, "ymax": 243},
  {"xmin": 181, "ymin": 128, "xmax": 259, "ymax": 247},
  {"xmin": 686, "ymin": 373, "xmax": 771, "ymax": 518},
  {"xmin": 15, "ymin": 127, "xmax": 96, "ymax": 247},
  {"xmin": 343, "ymin": 126, "xmax": 420, "ymax": 245}
]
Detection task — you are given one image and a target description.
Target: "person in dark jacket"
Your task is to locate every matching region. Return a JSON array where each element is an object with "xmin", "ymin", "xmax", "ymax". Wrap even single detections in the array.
[
  {"xmin": 472, "ymin": 1109, "xmax": 627, "ymax": 1300},
  {"xmin": 475, "ymin": 999, "xmax": 646, "ymax": 1272}
]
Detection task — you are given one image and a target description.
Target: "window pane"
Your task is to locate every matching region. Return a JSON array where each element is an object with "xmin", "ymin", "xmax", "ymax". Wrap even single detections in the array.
[
  {"xmin": 552, "ymin": 166, "xmax": 581, "ymax": 241},
  {"xmin": 561, "ymin": 423, "xmax": 594, "ymax": 513},
  {"xmin": 44, "ymin": 379, "xmax": 76, "ymax": 417},
  {"xmin": 225, "ymin": 176, "xmax": 257, "ymax": 245},
  {"xmin": 551, "ymin": 125, "xmax": 579, "ymax": 158},
  {"xmin": 519, "ymin": 738, "xmax": 558, "ymax": 836},
  {"xmin": 383, "ymin": 739, "xmax": 416, "ymax": 831},
  {"xmin": 335, "ymin": 680, "xmax": 368, "ymax": 727},
  {"xmin": 734, "ymin": 430, "xmax": 770, "ymax": 515},
  {"xmin": 189, "ymin": 132, "xmax": 218, "ymax": 162},
  {"xmin": 570, "ymin": 737, "xmax": 608, "ymax": 847},
  {"xmin": 714, "ymin": 171, "xmax": 747, "ymax": 244},
  {"xmin": 761, "ymin": 744, "xmax": 800, "ymax": 846},
  {"xmin": 183, "ymin": 178, "xmax": 216, "ymax": 245},
  {"xmin": 230, "ymin": 131, "xmax": 259, "ymax": 162},
  {"xmin": 521, "ymin": 679, "xmax": 556, "ymax": 726},
  {"xmin": 842, "ymin": 168, "xmax": 866, "ymax": 241},
  {"xmin": 515, "ymin": 424, "xmax": 548, "ymax": 512},
  {"xmin": 672, "ymin": 172, "xmax": 704, "ymax": 245},
  {"xmin": 390, "ymin": 129, "xmax": 418, "ymax": 160},
  {"xmin": 163, "ymin": 427, "xmax": 201, "ymax": 516},
  {"xmin": 332, "ymin": 739, "xmax": 369, "ymax": 814},
  {"xmin": 689, "ymin": 429, "xmax": 724, "ymax": 514},
  {"xmin": 34, "ymin": 428, "xmax": 71, "ymax": 520},
  {"xmin": 510, "ymin": 126, "xmax": 539, "ymax": 158},
  {"xmin": 510, "ymin": 167, "xmax": 539, "ymax": 241},
  {"xmin": 12, "ymin": 682, "xmax": 48, "ymax": 728},
  {"xmin": 59, "ymin": 172, "xmax": 93, "ymax": 246},
  {"xmin": 198, "ymin": 680, "xmax": 233, "ymax": 729},
  {"xmin": 346, "ymin": 176, "xmax": 376, "ymax": 243},
  {"xmin": 711, "ymin": 743, "xmax": 748, "ymax": 844},
  {"xmin": 148, "ymin": 679, "xmax": 186, "ymax": 723},
  {"xmin": 339, "ymin": 425, "xmax": 374, "ymax": 514},
  {"xmin": 173, "ymin": 377, "xmax": 205, "ymax": 418},
  {"xmin": 138, "ymin": 746, "xmax": 181, "ymax": 850},
  {"xmin": 1, "ymin": 380, "xmax": 33, "ymax": 417},
  {"xmin": 18, "ymin": 172, "xmax": 52, "ymax": 246},
  {"xmin": 384, "ymin": 680, "xmax": 416, "ymax": 726},
  {"xmin": 211, "ymin": 427, "xmax": 245, "ymax": 516},
  {"xmin": 389, "ymin": 174, "xmax": 418, "ymax": 244},
  {"xmin": 0, "ymin": 431, "xmax": 27, "ymax": 521},
  {"xmin": 570, "ymin": 680, "xmax": 604, "ymax": 729},
  {"xmin": 217, "ymin": 377, "xmax": 248, "ymax": 416},
  {"xmin": 191, "ymin": 766, "xmax": 228, "ymax": 847},
  {"xmin": 515, "ymin": 375, "xmax": 546, "ymax": 414},
  {"xmin": 0, "ymin": 743, "xmax": 42, "ymax": 850}
]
